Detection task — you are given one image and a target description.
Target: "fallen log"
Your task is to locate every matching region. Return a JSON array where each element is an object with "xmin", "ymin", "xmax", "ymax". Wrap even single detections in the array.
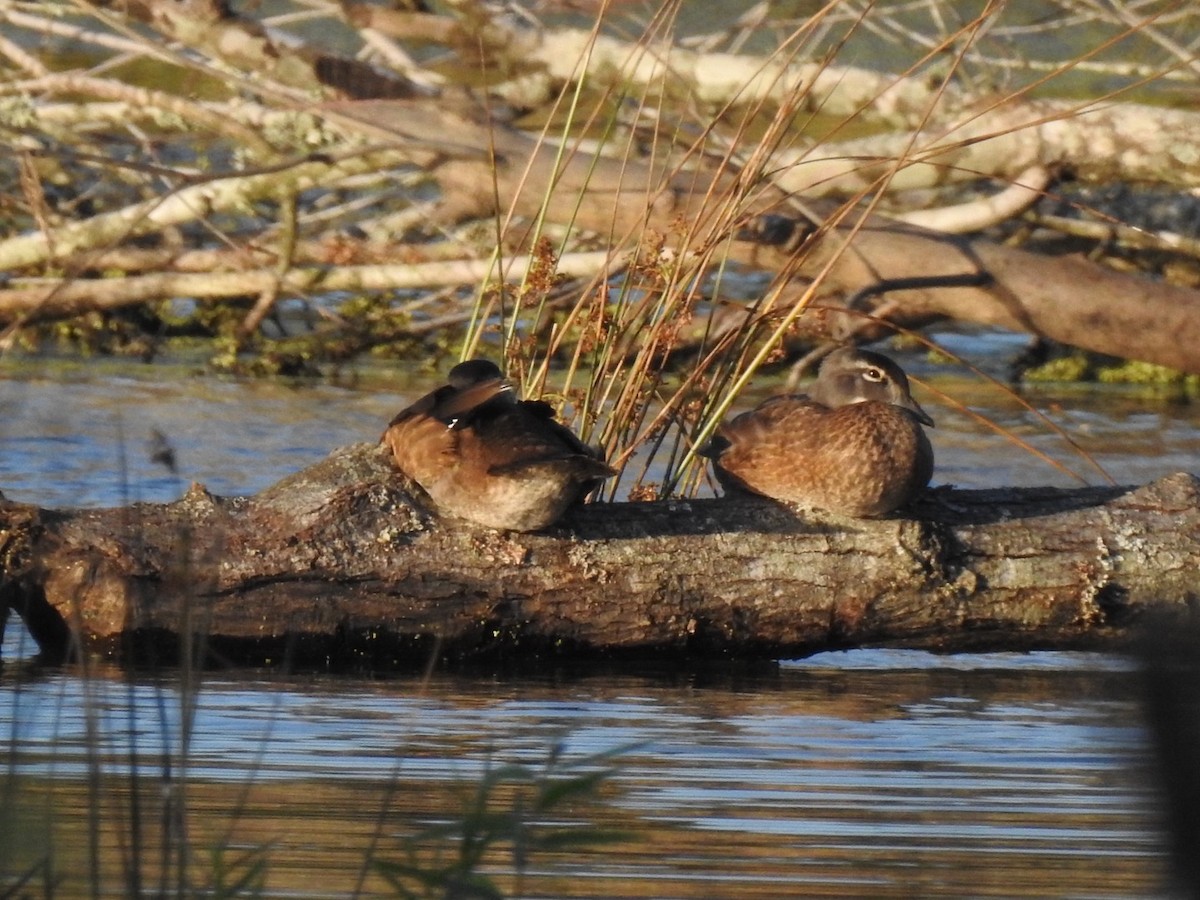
[{"xmin": 1, "ymin": 442, "xmax": 1196, "ymax": 669}]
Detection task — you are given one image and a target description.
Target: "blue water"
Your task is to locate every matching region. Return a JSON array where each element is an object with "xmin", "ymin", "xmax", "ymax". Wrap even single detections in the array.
[
  {"xmin": 0, "ymin": 652, "xmax": 1164, "ymax": 897},
  {"xmin": 0, "ymin": 358, "xmax": 1189, "ymax": 897}
]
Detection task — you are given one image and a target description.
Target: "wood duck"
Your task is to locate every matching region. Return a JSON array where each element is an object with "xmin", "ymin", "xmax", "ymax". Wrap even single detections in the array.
[
  {"xmin": 382, "ymin": 359, "xmax": 614, "ymax": 531},
  {"xmin": 700, "ymin": 347, "xmax": 934, "ymax": 517}
]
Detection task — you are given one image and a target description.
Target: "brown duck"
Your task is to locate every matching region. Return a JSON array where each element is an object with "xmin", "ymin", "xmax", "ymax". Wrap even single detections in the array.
[
  {"xmin": 382, "ymin": 359, "xmax": 614, "ymax": 531},
  {"xmin": 701, "ymin": 347, "xmax": 934, "ymax": 517}
]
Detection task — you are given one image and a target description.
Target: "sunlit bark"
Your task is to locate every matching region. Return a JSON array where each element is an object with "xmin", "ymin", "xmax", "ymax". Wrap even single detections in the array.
[{"xmin": 2, "ymin": 443, "xmax": 1195, "ymax": 667}]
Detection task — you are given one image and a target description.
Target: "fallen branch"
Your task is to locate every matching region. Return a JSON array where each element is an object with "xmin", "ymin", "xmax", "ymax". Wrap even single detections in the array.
[
  {"xmin": 2, "ymin": 443, "xmax": 1196, "ymax": 668},
  {"xmin": 0, "ymin": 251, "xmax": 619, "ymax": 324}
]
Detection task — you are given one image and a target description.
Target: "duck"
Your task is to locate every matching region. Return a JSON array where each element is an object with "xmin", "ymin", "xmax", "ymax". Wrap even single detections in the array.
[
  {"xmin": 382, "ymin": 359, "xmax": 614, "ymax": 531},
  {"xmin": 700, "ymin": 347, "xmax": 934, "ymax": 517}
]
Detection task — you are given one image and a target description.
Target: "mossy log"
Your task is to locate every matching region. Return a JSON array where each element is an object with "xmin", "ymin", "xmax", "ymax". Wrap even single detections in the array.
[{"xmin": 1, "ymin": 442, "xmax": 1197, "ymax": 669}]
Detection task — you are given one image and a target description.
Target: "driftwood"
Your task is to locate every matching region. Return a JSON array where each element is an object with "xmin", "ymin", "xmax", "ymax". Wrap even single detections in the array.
[
  {"xmin": 4, "ymin": 2, "xmax": 1200, "ymax": 378},
  {"xmin": 2, "ymin": 441, "xmax": 1197, "ymax": 669}
]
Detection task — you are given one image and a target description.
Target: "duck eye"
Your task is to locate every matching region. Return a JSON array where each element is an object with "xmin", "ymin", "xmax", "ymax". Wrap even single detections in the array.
[{"xmin": 862, "ymin": 367, "xmax": 885, "ymax": 383}]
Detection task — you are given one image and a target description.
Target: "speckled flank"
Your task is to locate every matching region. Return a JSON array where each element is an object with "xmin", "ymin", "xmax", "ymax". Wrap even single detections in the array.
[{"xmin": 704, "ymin": 348, "xmax": 934, "ymax": 517}]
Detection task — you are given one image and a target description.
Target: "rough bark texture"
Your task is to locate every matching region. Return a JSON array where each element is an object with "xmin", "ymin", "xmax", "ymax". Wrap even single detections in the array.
[{"xmin": 2, "ymin": 443, "xmax": 1197, "ymax": 670}]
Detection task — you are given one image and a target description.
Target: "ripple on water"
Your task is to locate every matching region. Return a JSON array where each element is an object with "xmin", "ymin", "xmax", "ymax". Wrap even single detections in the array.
[
  {"xmin": 0, "ymin": 359, "xmax": 1184, "ymax": 897},
  {"xmin": 0, "ymin": 653, "xmax": 1168, "ymax": 898}
]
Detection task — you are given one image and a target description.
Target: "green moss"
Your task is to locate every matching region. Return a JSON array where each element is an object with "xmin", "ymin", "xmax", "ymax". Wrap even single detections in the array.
[
  {"xmin": 1021, "ymin": 353, "xmax": 1092, "ymax": 383},
  {"xmin": 40, "ymin": 310, "xmax": 160, "ymax": 359},
  {"xmin": 1096, "ymin": 359, "xmax": 1189, "ymax": 386},
  {"xmin": 1018, "ymin": 351, "xmax": 1200, "ymax": 397},
  {"xmin": 208, "ymin": 335, "xmax": 241, "ymax": 373},
  {"xmin": 332, "ymin": 294, "xmax": 428, "ymax": 357},
  {"xmin": 0, "ymin": 95, "xmax": 35, "ymax": 129},
  {"xmin": 1093, "ymin": 359, "xmax": 1200, "ymax": 396},
  {"xmin": 183, "ymin": 301, "xmax": 251, "ymax": 338}
]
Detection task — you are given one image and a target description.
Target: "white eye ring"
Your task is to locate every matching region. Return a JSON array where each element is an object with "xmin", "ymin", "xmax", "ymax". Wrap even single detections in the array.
[{"xmin": 862, "ymin": 367, "xmax": 885, "ymax": 382}]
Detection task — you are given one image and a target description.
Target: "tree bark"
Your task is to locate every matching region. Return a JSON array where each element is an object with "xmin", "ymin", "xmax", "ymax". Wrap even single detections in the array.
[{"xmin": 2, "ymin": 442, "xmax": 1196, "ymax": 669}]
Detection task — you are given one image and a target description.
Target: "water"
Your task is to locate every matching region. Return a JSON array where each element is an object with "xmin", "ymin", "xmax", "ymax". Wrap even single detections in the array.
[
  {"xmin": 0, "ymin": 656, "xmax": 1164, "ymax": 898},
  {"xmin": 4, "ymin": 348, "xmax": 1200, "ymax": 509},
  {"xmin": 0, "ymin": 351, "xmax": 1190, "ymax": 897}
]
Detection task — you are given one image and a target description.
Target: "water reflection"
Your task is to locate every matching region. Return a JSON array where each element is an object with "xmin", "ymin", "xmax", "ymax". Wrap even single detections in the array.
[{"xmin": 0, "ymin": 654, "xmax": 1167, "ymax": 897}]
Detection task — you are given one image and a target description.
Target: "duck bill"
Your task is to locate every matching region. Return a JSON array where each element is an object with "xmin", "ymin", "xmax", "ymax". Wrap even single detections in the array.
[{"xmin": 906, "ymin": 398, "xmax": 935, "ymax": 427}]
